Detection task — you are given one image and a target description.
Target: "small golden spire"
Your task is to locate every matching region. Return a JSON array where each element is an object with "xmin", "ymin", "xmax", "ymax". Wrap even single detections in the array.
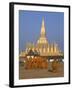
[{"xmin": 42, "ymin": 17, "xmax": 44, "ymax": 27}]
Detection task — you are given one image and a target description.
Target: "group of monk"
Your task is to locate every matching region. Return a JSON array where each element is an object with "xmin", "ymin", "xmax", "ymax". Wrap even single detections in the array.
[
  {"xmin": 24, "ymin": 56, "xmax": 61, "ymax": 72},
  {"xmin": 25, "ymin": 57, "xmax": 48, "ymax": 69}
]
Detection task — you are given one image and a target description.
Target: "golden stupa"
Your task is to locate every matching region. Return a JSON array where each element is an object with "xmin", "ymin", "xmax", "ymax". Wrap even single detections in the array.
[{"xmin": 20, "ymin": 18, "xmax": 63, "ymax": 57}]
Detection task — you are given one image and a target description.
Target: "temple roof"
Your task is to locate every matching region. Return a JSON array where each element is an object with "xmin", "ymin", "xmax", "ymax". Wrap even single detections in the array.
[{"xmin": 26, "ymin": 49, "xmax": 40, "ymax": 56}]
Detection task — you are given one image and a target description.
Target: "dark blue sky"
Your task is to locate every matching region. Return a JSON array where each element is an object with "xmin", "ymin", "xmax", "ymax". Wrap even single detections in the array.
[{"xmin": 19, "ymin": 10, "xmax": 64, "ymax": 53}]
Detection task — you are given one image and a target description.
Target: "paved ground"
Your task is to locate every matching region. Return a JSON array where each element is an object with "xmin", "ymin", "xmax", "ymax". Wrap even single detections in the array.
[{"xmin": 19, "ymin": 62, "xmax": 64, "ymax": 79}]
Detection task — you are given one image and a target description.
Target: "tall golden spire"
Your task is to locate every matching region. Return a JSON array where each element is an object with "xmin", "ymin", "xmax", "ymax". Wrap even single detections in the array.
[
  {"xmin": 37, "ymin": 18, "xmax": 48, "ymax": 44},
  {"xmin": 40, "ymin": 18, "xmax": 46, "ymax": 37}
]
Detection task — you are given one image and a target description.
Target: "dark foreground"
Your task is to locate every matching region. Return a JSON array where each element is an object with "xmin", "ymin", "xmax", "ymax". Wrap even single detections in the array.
[{"xmin": 19, "ymin": 62, "xmax": 64, "ymax": 79}]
